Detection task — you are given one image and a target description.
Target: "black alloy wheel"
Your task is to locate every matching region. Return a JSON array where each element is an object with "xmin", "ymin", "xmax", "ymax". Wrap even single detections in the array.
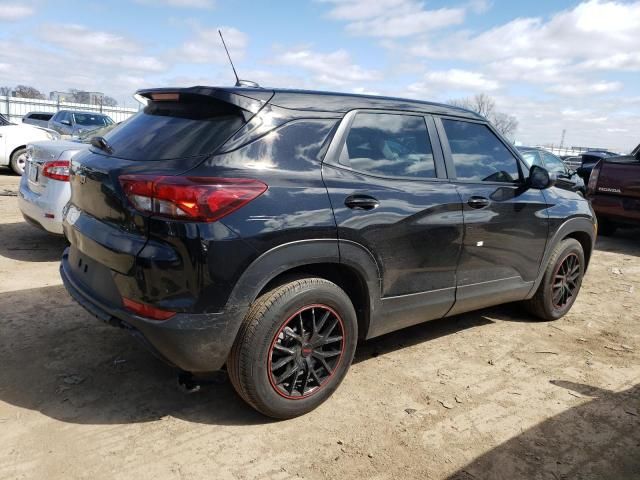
[{"xmin": 268, "ymin": 304, "xmax": 345, "ymax": 399}]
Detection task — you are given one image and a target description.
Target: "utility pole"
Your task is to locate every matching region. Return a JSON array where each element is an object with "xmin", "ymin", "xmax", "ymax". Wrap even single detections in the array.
[{"xmin": 559, "ymin": 129, "xmax": 566, "ymax": 150}]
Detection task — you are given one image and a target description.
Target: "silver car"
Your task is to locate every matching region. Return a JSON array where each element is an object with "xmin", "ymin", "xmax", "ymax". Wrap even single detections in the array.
[
  {"xmin": 18, "ymin": 123, "xmax": 119, "ymax": 235},
  {"xmin": 22, "ymin": 111, "xmax": 55, "ymax": 129}
]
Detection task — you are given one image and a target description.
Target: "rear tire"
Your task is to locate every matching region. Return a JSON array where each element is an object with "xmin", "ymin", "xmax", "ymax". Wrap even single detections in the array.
[
  {"xmin": 10, "ymin": 147, "xmax": 27, "ymax": 175},
  {"xmin": 525, "ymin": 238, "xmax": 585, "ymax": 321},
  {"xmin": 227, "ymin": 277, "xmax": 357, "ymax": 419}
]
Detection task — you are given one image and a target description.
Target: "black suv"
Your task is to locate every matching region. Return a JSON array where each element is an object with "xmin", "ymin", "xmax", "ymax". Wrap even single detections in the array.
[{"xmin": 60, "ymin": 87, "xmax": 596, "ymax": 418}]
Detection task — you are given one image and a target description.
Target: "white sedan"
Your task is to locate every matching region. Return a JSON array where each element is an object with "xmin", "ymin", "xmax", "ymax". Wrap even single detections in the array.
[{"xmin": 0, "ymin": 113, "xmax": 60, "ymax": 174}]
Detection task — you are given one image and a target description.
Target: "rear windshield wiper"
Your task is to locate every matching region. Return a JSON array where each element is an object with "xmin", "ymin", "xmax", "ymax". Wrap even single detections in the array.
[{"xmin": 90, "ymin": 136, "xmax": 114, "ymax": 154}]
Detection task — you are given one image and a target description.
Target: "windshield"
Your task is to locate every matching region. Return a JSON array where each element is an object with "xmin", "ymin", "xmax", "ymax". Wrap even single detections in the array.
[
  {"xmin": 73, "ymin": 113, "xmax": 112, "ymax": 127},
  {"xmin": 78, "ymin": 122, "xmax": 120, "ymax": 141}
]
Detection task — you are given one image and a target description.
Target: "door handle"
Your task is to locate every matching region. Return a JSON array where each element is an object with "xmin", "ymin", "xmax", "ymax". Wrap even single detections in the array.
[
  {"xmin": 467, "ymin": 196, "xmax": 490, "ymax": 209},
  {"xmin": 345, "ymin": 195, "xmax": 379, "ymax": 211}
]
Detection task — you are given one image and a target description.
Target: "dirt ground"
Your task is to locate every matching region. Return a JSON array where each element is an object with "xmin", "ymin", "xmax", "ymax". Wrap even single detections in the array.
[{"xmin": 0, "ymin": 169, "xmax": 638, "ymax": 480}]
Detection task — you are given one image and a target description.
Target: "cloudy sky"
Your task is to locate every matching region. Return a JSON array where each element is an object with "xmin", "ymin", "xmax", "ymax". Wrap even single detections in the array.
[{"xmin": 1, "ymin": 0, "xmax": 639, "ymax": 151}]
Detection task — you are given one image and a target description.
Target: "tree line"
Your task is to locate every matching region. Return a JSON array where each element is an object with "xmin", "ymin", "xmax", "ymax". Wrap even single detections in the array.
[
  {"xmin": 0, "ymin": 84, "xmax": 118, "ymax": 106},
  {"xmin": 448, "ymin": 93, "xmax": 518, "ymax": 139}
]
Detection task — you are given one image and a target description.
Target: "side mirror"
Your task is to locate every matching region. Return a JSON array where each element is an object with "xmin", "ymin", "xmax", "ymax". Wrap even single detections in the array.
[
  {"xmin": 528, "ymin": 165, "xmax": 556, "ymax": 190},
  {"xmin": 61, "ymin": 120, "xmax": 71, "ymax": 126}
]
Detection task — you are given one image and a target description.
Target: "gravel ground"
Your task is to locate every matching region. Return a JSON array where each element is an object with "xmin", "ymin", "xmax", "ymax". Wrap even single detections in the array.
[{"xmin": 0, "ymin": 170, "xmax": 638, "ymax": 480}]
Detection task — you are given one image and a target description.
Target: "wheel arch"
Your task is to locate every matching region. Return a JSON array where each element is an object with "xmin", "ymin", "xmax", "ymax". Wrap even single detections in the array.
[
  {"xmin": 527, "ymin": 216, "xmax": 596, "ymax": 298},
  {"xmin": 225, "ymin": 239, "xmax": 381, "ymax": 340},
  {"xmin": 10, "ymin": 144, "xmax": 27, "ymax": 161}
]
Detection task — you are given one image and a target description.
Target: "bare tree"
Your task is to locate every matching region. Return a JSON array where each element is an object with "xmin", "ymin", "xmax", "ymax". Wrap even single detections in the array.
[
  {"xmin": 100, "ymin": 95, "xmax": 118, "ymax": 107},
  {"xmin": 448, "ymin": 93, "xmax": 519, "ymax": 139},
  {"xmin": 0, "ymin": 86, "xmax": 12, "ymax": 96},
  {"xmin": 14, "ymin": 85, "xmax": 46, "ymax": 99}
]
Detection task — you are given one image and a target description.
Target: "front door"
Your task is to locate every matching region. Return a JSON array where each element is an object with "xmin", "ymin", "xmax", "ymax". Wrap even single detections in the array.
[
  {"xmin": 322, "ymin": 111, "xmax": 464, "ymax": 337},
  {"xmin": 435, "ymin": 117, "xmax": 549, "ymax": 316}
]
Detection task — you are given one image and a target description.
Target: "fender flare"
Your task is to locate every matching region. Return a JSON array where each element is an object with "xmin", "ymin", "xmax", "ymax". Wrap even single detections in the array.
[
  {"xmin": 223, "ymin": 238, "xmax": 382, "ymax": 336},
  {"xmin": 527, "ymin": 216, "xmax": 596, "ymax": 298}
]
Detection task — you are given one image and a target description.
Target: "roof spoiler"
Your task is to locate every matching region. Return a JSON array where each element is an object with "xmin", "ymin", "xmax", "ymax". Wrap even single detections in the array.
[{"xmin": 134, "ymin": 86, "xmax": 275, "ymax": 116}]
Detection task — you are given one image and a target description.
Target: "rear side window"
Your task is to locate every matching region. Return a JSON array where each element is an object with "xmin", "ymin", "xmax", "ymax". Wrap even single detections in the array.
[
  {"xmin": 340, "ymin": 113, "xmax": 436, "ymax": 179},
  {"xmin": 101, "ymin": 95, "xmax": 246, "ymax": 160},
  {"xmin": 442, "ymin": 119, "xmax": 521, "ymax": 183}
]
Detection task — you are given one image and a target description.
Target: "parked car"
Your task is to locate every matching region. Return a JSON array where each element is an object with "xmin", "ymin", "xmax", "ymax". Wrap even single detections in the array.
[
  {"xmin": 60, "ymin": 86, "xmax": 596, "ymax": 419},
  {"xmin": 0, "ymin": 113, "xmax": 60, "ymax": 174},
  {"xmin": 561, "ymin": 155, "xmax": 582, "ymax": 171},
  {"xmin": 587, "ymin": 143, "xmax": 640, "ymax": 235},
  {"xmin": 18, "ymin": 123, "xmax": 120, "ymax": 235},
  {"xmin": 22, "ymin": 111, "xmax": 54, "ymax": 129},
  {"xmin": 576, "ymin": 150, "xmax": 620, "ymax": 182},
  {"xmin": 517, "ymin": 147, "xmax": 585, "ymax": 194},
  {"xmin": 48, "ymin": 110, "xmax": 114, "ymax": 137}
]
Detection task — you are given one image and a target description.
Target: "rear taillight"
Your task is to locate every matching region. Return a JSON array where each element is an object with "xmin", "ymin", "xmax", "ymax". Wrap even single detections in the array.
[
  {"xmin": 42, "ymin": 160, "xmax": 70, "ymax": 182},
  {"xmin": 587, "ymin": 160, "xmax": 602, "ymax": 196},
  {"xmin": 122, "ymin": 297, "xmax": 175, "ymax": 321},
  {"xmin": 118, "ymin": 175, "xmax": 267, "ymax": 222}
]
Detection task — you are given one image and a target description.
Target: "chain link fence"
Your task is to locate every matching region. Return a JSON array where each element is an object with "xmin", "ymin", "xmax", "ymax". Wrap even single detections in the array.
[{"xmin": 0, "ymin": 96, "xmax": 139, "ymax": 124}]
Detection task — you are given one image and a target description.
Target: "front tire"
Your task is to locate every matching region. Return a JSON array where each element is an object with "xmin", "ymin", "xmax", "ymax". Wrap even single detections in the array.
[
  {"xmin": 228, "ymin": 277, "xmax": 357, "ymax": 419},
  {"xmin": 525, "ymin": 238, "xmax": 585, "ymax": 320},
  {"xmin": 10, "ymin": 147, "xmax": 27, "ymax": 175}
]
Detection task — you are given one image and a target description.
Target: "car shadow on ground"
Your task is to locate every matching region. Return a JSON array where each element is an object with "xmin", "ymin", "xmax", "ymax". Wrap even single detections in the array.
[
  {"xmin": 0, "ymin": 284, "xmax": 538, "ymax": 427},
  {"xmin": 448, "ymin": 381, "xmax": 640, "ymax": 479},
  {"xmin": 595, "ymin": 227, "xmax": 640, "ymax": 257},
  {"xmin": 0, "ymin": 222, "xmax": 67, "ymax": 262}
]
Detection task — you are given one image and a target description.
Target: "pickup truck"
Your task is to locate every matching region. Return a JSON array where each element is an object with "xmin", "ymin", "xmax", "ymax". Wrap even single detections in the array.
[{"xmin": 587, "ymin": 143, "xmax": 640, "ymax": 235}]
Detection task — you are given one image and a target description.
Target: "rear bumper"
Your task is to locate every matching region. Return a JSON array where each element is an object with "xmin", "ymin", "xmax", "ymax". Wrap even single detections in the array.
[
  {"xmin": 18, "ymin": 176, "xmax": 68, "ymax": 235},
  {"xmin": 591, "ymin": 194, "xmax": 640, "ymax": 226},
  {"xmin": 60, "ymin": 247, "xmax": 243, "ymax": 372}
]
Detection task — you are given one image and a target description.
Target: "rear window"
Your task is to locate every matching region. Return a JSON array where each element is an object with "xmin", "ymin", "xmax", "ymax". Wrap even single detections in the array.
[{"xmin": 100, "ymin": 95, "xmax": 247, "ymax": 160}]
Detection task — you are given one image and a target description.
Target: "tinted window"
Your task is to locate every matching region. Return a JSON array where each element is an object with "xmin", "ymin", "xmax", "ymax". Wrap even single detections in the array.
[
  {"xmin": 30, "ymin": 113, "xmax": 53, "ymax": 121},
  {"xmin": 541, "ymin": 152, "xmax": 567, "ymax": 174},
  {"xmin": 443, "ymin": 119, "xmax": 520, "ymax": 183},
  {"xmin": 101, "ymin": 95, "xmax": 246, "ymax": 160},
  {"xmin": 340, "ymin": 113, "xmax": 436, "ymax": 178}
]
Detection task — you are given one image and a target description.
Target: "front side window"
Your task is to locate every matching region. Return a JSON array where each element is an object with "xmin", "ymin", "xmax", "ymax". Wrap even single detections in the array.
[
  {"xmin": 442, "ymin": 119, "xmax": 521, "ymax": 183},
  {"xmin": 339, "ymin": 112, "xmax": 436, "ymax": 179}
]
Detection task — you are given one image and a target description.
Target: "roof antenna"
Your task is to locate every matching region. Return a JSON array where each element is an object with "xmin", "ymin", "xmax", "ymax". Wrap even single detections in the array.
[{"xmin": 218, "ymin": 29, "xmax": 259, "ymax": 88}]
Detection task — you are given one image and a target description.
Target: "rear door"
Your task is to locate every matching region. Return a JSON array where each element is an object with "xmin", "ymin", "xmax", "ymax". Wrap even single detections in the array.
[
  {"xmin": 322, "ymin": 110, "xmax": 463, "ymax": 337},
  {"xmin": 435, "ymin": 117, "xmax": 549, "ymax": 316}
]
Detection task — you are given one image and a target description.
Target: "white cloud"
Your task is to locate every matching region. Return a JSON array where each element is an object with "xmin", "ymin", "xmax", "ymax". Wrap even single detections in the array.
[
  {"xmin": 547, "ymin": 81, "xmax": 622, "ymax": 96},
  {"xmin": 320, "ymin": 0, "xmax": 465, "ymax": 37},
  {"xmin": 409, "ymin": 0, "xmax": 640, "ymax": 63},
  {"xmin": 273, "ymin": 48, "xmax": 381, "ymax": 87},
  {"xmin": 37, "ymin": 24, "xmax": 166, "ymax": 73},
  {"xmin": 408, "ymin": 69, "xmax": 500, "ymax": 95},
  {"xmin": 0, "ymin": 3, "xmax": 34, "ymax": 21},
  {"xmin": 176, "ymin": 26, "xmax": 247, "ymax": 64},
  {"xmin": 134, "ymin": 0, "xmax": 214, "ymax": 8}
]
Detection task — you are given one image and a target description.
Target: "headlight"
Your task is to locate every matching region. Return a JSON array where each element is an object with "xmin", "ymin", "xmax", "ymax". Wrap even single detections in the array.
[{"xmin": 46, "ymin": 131, "xmax": 61, "ymax": 141}]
